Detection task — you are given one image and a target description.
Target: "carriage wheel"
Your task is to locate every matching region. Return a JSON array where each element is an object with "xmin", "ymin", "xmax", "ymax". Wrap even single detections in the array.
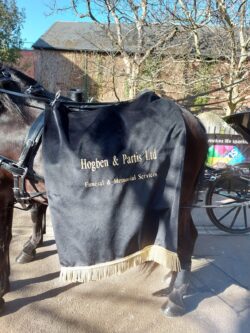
[{"xmin": 205, "ymin": 175, "xmax": 250, "ymax": 234}]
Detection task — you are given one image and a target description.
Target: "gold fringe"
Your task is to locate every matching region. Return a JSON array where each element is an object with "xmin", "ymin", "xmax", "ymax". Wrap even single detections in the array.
[{"xmin": 60, "ymin": 245, "xmax": 180, "ymax": 283}]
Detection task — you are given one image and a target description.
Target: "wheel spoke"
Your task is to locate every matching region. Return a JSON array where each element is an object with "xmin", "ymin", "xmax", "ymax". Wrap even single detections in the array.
[
  {"xmin": 215, "ymin": 191, "xmax": 239, "ymax": 200},
  {"xmin": 218, "ymin": 206, "xmax": 237, "ymax": 222},
  {"xmin": 243, "ymin": 206, "xmax": 248, "ymax": 228},
  {"xmin": 206, "ymin": 175, "xmax": 250, "ymax": 234},
  {"xmin": 229, "ymin": 207, "xmax": 241, "ymax": 229}
]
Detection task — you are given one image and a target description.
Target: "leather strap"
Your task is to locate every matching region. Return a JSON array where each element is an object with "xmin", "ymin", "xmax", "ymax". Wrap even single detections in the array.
[
  {"xmin": 18, "ymin": 112, "xmax": 45, "ymax": 167},
  {"xmin": 0, "ymin": 155, "xmax": 26, "ymax": 176},
  {"xmin": 0, "ymin": 87, "xmax": 52, "ymax": 103}
]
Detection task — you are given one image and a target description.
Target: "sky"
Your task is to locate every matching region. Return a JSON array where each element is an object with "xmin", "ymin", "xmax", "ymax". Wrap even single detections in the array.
[{"xmin": 16, "ymin": 0, "xmax": 84, "ymax": 48}]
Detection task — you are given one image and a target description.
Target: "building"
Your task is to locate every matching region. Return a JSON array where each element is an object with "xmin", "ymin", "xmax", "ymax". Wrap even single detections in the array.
[
  {"xmin": 32, "ymin": 22, "xmax": 250, "ymax": 110},
  {"xmin": 33, "ymin": 22, "xmax": 131, "ymax": 101}
]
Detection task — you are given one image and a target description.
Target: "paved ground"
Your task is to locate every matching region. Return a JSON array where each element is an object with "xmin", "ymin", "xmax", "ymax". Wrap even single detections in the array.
[{"xmin": 0, "ymin": 206, "xmax": 249, "ymax": 333}]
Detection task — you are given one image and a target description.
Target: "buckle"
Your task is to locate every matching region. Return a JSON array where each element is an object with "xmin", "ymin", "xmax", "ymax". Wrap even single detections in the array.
[
  {"xmin": 25, "ymin": 84, "xmax": 45, "ymax": 95},
  {"xmin": 50, "ymin": 90, "xmax": 61, "ymax": 107}
]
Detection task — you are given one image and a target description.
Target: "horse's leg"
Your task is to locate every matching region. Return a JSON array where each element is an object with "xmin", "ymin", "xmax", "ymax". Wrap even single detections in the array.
[
  {"xmin": 0, "ymin": 188, "xmax": 14, "ymax": 313},
  {"xmin": 16, "ymin": 203, "xmax": 47, "ymax": 264},
  {"xmin": 162, "ymin": 112, "xmax": 207, "ymax": 317},
  {"xmin": 162, "ymin": 208, "xmax": 198, "ymax": 316}
]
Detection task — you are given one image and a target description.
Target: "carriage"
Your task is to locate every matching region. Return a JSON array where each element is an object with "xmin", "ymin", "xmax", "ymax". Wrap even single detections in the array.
[{"xmin": 203, "ymin": 111, "xmax": 250, "ymax": 234}]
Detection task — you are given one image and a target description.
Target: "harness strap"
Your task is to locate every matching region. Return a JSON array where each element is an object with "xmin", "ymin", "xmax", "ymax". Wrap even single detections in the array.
[
  {"xmin": 0, "ymin": 87, "xmax": 51, "ymax": 103},
  {"xmin": 14, "ymin": 112, "xmax": 46, "ymax": 207},
  {"xmin": 18, "ymin": 112, "xmax": 45, "ymax": 167},
  {"xmin": 0, "ymin": 87, "xmax": 113, "ymax": 108},
  {"xmin": 0, "ymin": 111, "xmax": 45, "ymax": 182}
]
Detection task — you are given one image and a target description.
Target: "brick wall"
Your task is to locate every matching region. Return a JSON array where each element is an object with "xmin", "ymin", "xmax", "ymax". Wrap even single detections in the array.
[{"xmin": 15, "ymin": 50, "xmax": 37, "ymax": 78}]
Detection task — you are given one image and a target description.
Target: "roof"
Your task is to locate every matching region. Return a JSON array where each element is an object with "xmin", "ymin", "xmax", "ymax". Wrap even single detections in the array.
[
  {"xmin": 33, "ymin": 22, "xmax": 249, "ymax": 59},
  {"xmin": 32, "ymin": 22, "xmax": 142, "ymax": 53}
]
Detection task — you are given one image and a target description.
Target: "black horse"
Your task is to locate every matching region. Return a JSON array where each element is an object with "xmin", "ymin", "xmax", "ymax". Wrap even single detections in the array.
[
  {"xmin": 0, "ymin": 66, "xmax": 207, "ymax": 316},
  {"xmin": 0, "ymin": 67, "xmax": 51, "ymax": 312}
]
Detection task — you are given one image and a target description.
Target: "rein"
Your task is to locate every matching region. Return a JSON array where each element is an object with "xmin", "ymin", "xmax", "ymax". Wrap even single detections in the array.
[
  {"xmin": 0, "ymin": 87, "xmax": 57, "ymax": 104},
  {"xmin": 0, "ymin": 87, "xmax": 117, "ymax": 109}
]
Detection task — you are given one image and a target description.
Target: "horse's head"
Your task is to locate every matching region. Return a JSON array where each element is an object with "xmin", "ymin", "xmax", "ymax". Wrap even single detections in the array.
[
  {"xmin": 0, "ymin": 66, "xmax": 55, "ymax": 98},
  {"xmin": 1, "ymin": 66, "xmax": 37, "ymax": 90},
  {"xmin": 0, "ymin": 66, "xmax": 54, "ymax": 125}
]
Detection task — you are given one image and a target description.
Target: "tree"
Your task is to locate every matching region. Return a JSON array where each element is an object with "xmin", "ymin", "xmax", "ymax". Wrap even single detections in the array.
[
  {"xmin": 0, "ymin": 0, "xmax": 24, "ymax": 63},
  {"xmin": 50, "ymin": 0, "xmax": 180, "ymax": 99},
  {"xmin": 165, "ymin": 0, "xmax": 250, "ymax": 115},
  {"xmin": 50, "ymin": 0, "xmax": 249, "ymax": 113},
  {"xmin": 213, "ymin": 0, "xmax": 250, "ymax": 115}
]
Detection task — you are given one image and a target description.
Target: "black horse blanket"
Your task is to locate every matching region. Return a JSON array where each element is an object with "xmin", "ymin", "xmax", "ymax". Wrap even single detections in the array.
[{"xmin": 42, "ymin": 92, "xmax": 186, "ymax": 282}]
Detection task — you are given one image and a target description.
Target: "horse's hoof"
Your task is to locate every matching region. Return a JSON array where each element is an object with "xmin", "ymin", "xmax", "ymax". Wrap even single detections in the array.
[
  {"xmin": 16, "ymin": 250, "xmax": 36, "ymax": 264},
  {"xmin": 0, "ymin": 298, "xmax": 5, "ymax": 314},
  {"xmin": 161, "ymin": 300, "xmax": 185, "ymax": 317}
]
